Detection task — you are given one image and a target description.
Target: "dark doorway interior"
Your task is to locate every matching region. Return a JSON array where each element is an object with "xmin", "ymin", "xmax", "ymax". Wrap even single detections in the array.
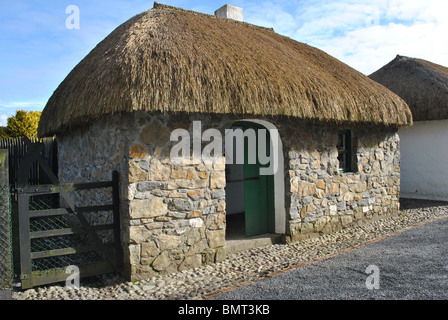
[{"xmin": 225, "ymin": 212, "xmax": 246, "ymax": 240}]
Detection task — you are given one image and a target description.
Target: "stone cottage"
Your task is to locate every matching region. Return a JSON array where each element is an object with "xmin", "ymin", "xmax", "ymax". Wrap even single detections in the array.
[
  {"xmin": 370, "ymin": 55, "xmax": 448, "ymax": 201},
  {"xmin": 38, "ymin": 3, "xmax": 412, "ymax": 280}
]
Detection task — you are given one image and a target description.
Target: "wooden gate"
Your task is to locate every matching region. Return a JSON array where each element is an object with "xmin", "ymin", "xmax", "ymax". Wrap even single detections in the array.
[{"xmin": 16, "ymin": 139, "xmax": 122, "ymax": 289}]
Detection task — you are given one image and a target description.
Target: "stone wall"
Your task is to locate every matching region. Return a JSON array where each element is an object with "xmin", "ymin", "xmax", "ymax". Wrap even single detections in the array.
[
  {"xmin": 57, "ymin": 114, "xmax": 131, "ymax": 244},
  {"xmin": 283, "ymin": 120, "xmax": 401, "ymax": 242},
  {"xmin": 56, "ymin": 111, "xmax": 401, "ymax": 280},
  {"xmin": 125, "ymin": 113, "xmax": 228, "ymax": 279}
]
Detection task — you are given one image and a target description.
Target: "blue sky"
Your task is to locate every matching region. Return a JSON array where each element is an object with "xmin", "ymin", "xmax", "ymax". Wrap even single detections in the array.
[{"xmin": 1, "ymin": 0, "xmax": 447, "ymax": 126}]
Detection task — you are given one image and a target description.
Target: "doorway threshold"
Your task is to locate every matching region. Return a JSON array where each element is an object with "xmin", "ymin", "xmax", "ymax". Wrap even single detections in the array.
[{"xmin": 225, "ymin": 233, "xmax": 283, "ymax": 254}]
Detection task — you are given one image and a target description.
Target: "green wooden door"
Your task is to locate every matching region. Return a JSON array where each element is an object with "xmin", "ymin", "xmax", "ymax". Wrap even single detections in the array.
[{"xmin": 235, "ymin": 122, "xmax": 275, "ymax": 237}]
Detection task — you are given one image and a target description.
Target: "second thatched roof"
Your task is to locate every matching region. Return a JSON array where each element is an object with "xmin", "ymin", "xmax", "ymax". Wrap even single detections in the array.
[
  {"xmin": 38, "ymin": 3, "xmax": 412, "ymax": 137},
  {"xmin": 370, "ymin": 55, "xmax": 448, "ymax": 122}
]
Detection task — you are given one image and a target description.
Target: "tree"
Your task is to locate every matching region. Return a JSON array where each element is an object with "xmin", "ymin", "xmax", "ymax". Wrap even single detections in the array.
[
  {"xmin": 0, "ymin": 126, "xmax": 8, "ymax": 138},
  {"xmin": 4, "ymin": 110, "xmax": 42, "ymax": 138}
]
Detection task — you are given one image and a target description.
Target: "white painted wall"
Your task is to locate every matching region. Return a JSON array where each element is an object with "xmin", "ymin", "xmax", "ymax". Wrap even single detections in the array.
[{"xmin": 399, "ymin": 119, "xmax": 448, "ymax": 201}]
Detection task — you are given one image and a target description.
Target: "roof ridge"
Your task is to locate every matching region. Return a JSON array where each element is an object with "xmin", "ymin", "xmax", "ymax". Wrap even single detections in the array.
[
  {"xmin": 394, "ymin": 54, "xmax": 448, "ymax": 70},
  {"xmin": 152, "ymin": 1, "xmax": 275, "ymax": 33},
  {"xmin": 153, "ymin": 2, "xmax": 204, "ymax": 15}
]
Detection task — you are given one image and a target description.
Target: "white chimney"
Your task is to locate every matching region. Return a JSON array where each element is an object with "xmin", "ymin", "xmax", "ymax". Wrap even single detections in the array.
[{"xmin": 214, "ymin": 4, "xmax": 243, "ymax": 22}]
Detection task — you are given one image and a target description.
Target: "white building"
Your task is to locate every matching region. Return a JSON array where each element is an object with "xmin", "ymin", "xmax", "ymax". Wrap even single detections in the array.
[{"xmin": 370, "ymin": 55, "xmax": 448, "ymax": 201}]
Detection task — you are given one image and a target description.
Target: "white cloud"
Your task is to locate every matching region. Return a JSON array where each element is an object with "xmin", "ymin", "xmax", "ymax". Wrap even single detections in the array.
[
  {"xmin": 243, "ymin": 1, "xmax": 300, "ymax": 37},
  {"xmin": 384, "ymin": 0, "xmax": 448, "ymax": 22},
  {"xmin": 0, "ymin": 115, "xmax": 8, "ymax": 127},
  {"xmin": 320, "ymin": 12, "xmax": 448, "ymax": 74},
  {"xmin": 279, "ymin": 0, "xmax": 448, "ymax": 74}
]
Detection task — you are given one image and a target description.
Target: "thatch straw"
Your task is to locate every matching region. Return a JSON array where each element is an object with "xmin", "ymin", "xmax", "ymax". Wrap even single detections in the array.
[
  {"xmin": 370, "ymin": 55, "xmax": 448, "ymax": 122},
  {"xmin": 38, "ymin": 2, "xmax": 412, "ymax": 137}
]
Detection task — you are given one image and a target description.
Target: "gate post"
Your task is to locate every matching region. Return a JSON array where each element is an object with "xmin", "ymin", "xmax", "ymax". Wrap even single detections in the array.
[
  {"xmin": 0, "ymin": 149, "xmax": 13, "ymax": 296},
  {"xmin": 112, "ymin": 170, "xmax": 123, "ymax": 270}
]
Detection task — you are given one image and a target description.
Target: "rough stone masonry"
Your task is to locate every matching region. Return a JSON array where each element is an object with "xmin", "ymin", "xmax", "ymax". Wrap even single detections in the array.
[{"xmin": 57, "ymin": 111, "xmax": 401, "ymax": 281}]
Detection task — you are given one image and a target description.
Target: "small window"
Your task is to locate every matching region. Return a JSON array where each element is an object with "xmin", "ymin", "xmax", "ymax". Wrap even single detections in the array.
[{"xmin": 337, "ymin": 130, "xmax": 352, "ymax": 173}]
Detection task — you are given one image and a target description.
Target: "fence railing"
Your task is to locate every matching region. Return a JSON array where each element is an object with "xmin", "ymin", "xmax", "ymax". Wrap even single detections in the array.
[
  {"xmin": 0, "ymin": 150, "xmax": 13, "ymax": 292},
  {"xmin": 0, "ymin": 137, "xmax": 57, "ymax": 202}
]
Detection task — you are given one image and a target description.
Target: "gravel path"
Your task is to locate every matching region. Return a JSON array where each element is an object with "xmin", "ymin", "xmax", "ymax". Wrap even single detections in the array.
[
  {"xmin": 214, "ymin": 212, "xmax": 448, "ymax": 300},
  {"xmin": 12, "ymin": 198, "xmax": 448, "ymax": 300}
]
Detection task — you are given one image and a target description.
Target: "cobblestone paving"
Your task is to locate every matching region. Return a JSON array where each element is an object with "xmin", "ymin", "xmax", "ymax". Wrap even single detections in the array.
[{"xmin": 12, "ymin": 199, "xmax": 448, "ymax": 300}]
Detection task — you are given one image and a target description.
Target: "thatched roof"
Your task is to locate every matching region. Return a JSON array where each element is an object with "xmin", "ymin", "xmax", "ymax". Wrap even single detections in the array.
[
  {"xmin": 38, "ymin": 3, "xmax": 412, "ymax": 137},
  {"xmin": 370, "ymin": 55, "xmax": 448, "ymax": 122}
]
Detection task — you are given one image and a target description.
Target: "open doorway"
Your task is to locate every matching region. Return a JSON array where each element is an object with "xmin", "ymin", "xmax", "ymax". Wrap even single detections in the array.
[{"xmin": 225, "ymin": 121, "xmax": 276, "ymax": 240}]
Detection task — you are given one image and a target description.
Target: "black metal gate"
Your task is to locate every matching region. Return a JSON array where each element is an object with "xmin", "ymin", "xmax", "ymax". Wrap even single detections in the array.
[{"xmin": 16, "ymin": 139, "xmax": 122, "ymax": 289}]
